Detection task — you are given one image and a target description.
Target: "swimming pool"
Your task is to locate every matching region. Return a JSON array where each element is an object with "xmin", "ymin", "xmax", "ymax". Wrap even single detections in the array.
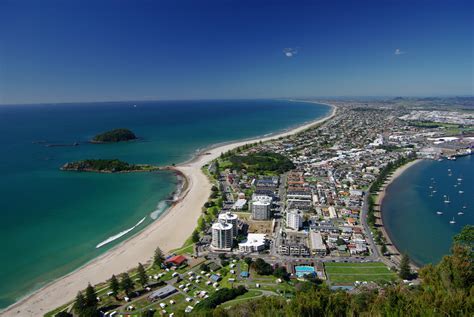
[{"xmin": 295, "ymin": 265, "xmax": 315, "ymax": 278}]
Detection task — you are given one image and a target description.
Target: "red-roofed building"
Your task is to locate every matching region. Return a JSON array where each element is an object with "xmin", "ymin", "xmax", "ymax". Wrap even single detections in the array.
[{"xmin": 165, "ymin": 255, "xmax": 188, "ymax": 267}]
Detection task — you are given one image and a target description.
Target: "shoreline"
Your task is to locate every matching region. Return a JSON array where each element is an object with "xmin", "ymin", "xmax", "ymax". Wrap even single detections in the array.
[
  {"xmin": 375, "ymin": 159, "xmax": 424, "ymax": 269},
  {"xmin": 1, "ymin": 101, "xmax": 336, "ymax": 317}
]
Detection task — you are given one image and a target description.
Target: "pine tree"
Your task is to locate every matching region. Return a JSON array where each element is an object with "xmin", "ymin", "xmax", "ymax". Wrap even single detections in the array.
[
  {"xmin": 399, "ymin": 253, "xmax": 411, "ymax": 280},
  {"xmin": 109, "ymin": 274, "xmax": 120, "ymax": 297},
  {"xmin": 120, "ymin": 272, "xmax": 134, "ymax": 296},
  {"xmin": 153, "ymin": 247, "xmax": 164, "ymax": 268},
  {"xmin": 84, "ymin": 283, "xmax": 98, "ymax": 312},
  {"xmin": 73, "ymin": 292, "xmax": 85, "ymax": 316},
  {"xmin": 137, "ymin": 263, "xmax": 148, "ymax": 287}
]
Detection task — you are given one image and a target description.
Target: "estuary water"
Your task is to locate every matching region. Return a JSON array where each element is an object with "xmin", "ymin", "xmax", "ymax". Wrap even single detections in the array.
[
  {"xmin": 382, "ymin": 155, "xmax": 473, "ymax": 266},
  {"xmin": 0, "ymin": 99, "xmax": 330, "ymax": 308}
]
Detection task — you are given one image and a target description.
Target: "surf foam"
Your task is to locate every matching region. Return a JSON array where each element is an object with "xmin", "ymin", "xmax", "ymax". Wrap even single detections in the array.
[{"xmin": 95, "ymin": 216, "xmax": 146, "ymax": 249}]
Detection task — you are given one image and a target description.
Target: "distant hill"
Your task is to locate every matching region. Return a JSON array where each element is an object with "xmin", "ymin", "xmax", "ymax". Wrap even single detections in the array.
[{"xmin": 91, "ymin": 128, "xmax": 137, "ymax": 143}]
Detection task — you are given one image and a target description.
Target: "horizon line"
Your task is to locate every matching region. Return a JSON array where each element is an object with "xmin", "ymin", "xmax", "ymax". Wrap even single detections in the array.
[{"xmin": 1, "ymin": 94, "xmax": 473, "ymax": 106}]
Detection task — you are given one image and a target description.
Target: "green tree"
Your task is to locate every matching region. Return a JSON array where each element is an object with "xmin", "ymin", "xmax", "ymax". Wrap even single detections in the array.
[
  {"xmin": 399, "ymin": 254, "xmax": 411, "ymax": 280},
  {"xmin": 253, "ymin": 258, "xmax": 273, "ymax": 275},
  {"xmin": 109, "ymin": 274, "xmax": 120, "ymax": 297},
  {"xmin": 73, "ymin": 292, "xmax": 85, "ymax": 316},
  {"xmin": 453, "ymin": 224, "xmax": 474, "ymax": 250},
  {"xmin": 153, "ymin": 246, "xmax": 164, "ymax": 267},
  {"xmin": 197, "ymin": 216, "xmax": 206, "ymax": 232},
  {"xmin": 381, "ymin": 244, "xmax": 388, "ymax": 255},
  {"xmin": 120, "ymin": 273, "xmax": 134, "ymax": 296},
  {"xmin": 191, "ymin": 229, "xmax": 200, "ymax": 243},
  {"xmin": 200, "ymin": 263, "xmax": 210, "ymax": 272},
  {"xmin": 244, "ymin": 257, "xmax": 253, "ymax": 267},
  {"xmin": 273, "ymin": 266, "xmax": 289, "ymax": 281},
  {"xmin": 84, "ymin": 283, "xmax": 98, "ymax": 315},
  {"xmin": 137, "ymin": 263, "xmax": 148, "ymax": 287}
]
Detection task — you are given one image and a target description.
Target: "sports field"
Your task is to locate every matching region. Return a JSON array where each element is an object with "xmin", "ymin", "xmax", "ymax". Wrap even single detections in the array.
[{"xmin": 325, "ymin": 262, "xmax": 398, "ymax": 285}]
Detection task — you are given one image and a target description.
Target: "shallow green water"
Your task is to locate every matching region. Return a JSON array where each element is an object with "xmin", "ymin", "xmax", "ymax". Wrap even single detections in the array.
[{"xmin": 0, "ymin": 99, "xmax": 330, "ymax": 308}]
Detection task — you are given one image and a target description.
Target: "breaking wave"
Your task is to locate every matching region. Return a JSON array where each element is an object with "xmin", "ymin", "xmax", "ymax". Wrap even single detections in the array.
[
  {"xmin": 95, "ymin": 216, "xmax": 146, "ymax": 249},
  {"xmin": 149, "ymin": 200, "xmax": 169, "ymax": 220}
]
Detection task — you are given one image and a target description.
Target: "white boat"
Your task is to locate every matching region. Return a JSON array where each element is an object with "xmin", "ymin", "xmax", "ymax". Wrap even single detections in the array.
[
  {"xmin": 457, "ymin": 211, "xmax": 464, "ymax": 215},
  {"xmin": 444, "ymin": 196, "xmax": 450, "ymax": 204},
  {"xmin": 457, "ymin": 178, "xmax": 462, "ymax": 181},
  {"xmin": 459, "ymin": 190, "xmax": 464, "ymax": 194},
  {"xmin": 436, "ymin": 211, "xmax": 443, "ymax": 215},
  {"xmin": 449, "ymin": 218, "xmax": 456, "ymax": 224},
  {"xmin": 432, "ymin": 190, "xmax": 437, "ymax": 193}
]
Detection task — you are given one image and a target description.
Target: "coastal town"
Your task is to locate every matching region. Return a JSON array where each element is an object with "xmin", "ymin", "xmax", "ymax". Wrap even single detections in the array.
[{"xmin": 40, "ymin": 99, "xmax": 473, "ymax": 317}]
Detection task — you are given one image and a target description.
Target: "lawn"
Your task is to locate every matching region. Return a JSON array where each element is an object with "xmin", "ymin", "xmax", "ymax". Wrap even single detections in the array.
[
  {"xmin": 325, "ymin": 262, "xmax": 398, "ymax": 285},
  {"xmin": 219, "ymin": 290, "xmax": 263, "ymax": 308},
  {"xmin": 325, "ymin": 267, "xmax": 393, "ymax": 274},
  {"xmin": 325, "ymin": 262, "xmax": 387, "ymax": 267}
]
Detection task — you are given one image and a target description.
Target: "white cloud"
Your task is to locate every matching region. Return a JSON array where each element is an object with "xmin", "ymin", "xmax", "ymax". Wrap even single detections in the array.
[
  {"xmin": 283, "ymin": 47, "xmax": 298, "ymax": 57},
  {"xmin": 394, "ymin": 48, "xmax": 405, "ymax": 55}
]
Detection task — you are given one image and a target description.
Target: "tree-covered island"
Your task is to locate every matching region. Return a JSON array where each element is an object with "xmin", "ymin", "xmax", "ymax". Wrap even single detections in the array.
[
  {"xmin": 91, "ymin": 128, "xmax": 137, "ymax": 143},
  {"xmin": 60, "ymin": 159, "xmax": 159, "ymax": 173}
]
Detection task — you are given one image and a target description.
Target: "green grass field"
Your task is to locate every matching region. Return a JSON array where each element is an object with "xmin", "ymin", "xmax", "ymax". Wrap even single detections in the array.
[{"xmin": 325, "ymin": 262, "xmax": 398, "ymax": 285}]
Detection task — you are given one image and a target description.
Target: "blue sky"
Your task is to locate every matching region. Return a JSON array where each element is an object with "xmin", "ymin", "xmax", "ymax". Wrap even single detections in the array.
[{"xmin": 0, "ymin": 0, "xmax": 472, "ymax": 104}]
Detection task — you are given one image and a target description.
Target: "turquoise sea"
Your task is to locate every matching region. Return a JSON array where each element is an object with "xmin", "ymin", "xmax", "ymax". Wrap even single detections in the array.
[
  {"xmin": 0, "ymin": 99, "xmax": 330, "ymax": 309},
  {"xmin": 382, "ymin": 155, "xmax": 473, "ymax": 266}
]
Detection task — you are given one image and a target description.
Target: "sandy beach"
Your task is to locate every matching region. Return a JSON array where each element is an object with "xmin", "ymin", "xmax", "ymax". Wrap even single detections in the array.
[
  {"xmin": 1, "ymin": 102, "xmax": 336, "ymax": 317},
  {"xmin": 375, "ymin": 159, "xmax": 423, "ymax": 268}
]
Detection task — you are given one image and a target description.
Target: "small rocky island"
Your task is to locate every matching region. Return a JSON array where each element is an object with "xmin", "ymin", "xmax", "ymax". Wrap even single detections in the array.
[
  {"xmin": 91, "ymin": 128, "xmax": 137, "ymax": 143},
  {"xmin": 61, "ymin": 159, "xmax": 159, "ymax": 173}
]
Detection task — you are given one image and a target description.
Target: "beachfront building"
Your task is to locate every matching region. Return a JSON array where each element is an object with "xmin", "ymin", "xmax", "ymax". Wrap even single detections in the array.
[
  {"xmin": 211, "ymin": 220, "xmax": 233, "ymax": 251},
  {"xmin": 309, "ymin": 231, "xmax": 327, "ymax": 256},
  {"xmin": 250, "ymin": 195, "xmax": 272, "ymax": 220},
  {"xmin": 165, "ymin": 255, "xmax": 188, "ymax": 267},
  {"xmin": 286, "ymin": 209, "xmax": 303, "ymax": 230},
  {"xmin": 238, "ymin": 233, "xmax": 267, "ymax": 253},
  {"xmin": 218, "ymin": 212, "xmax": 238, "ymax": 237}
]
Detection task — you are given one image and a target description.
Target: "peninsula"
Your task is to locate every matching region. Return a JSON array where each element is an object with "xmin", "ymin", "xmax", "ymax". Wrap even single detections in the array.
[
  {"xmin": 60, "ymin": 159, "xmax": 158, "ymax": 173},
  {"xmin": 91, "ymin": 128, "xmax": 137, "ymax": 143}
]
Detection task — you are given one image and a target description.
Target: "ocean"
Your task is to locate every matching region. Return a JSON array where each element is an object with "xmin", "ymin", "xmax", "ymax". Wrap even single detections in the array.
[
  {"xmin": 382, "ymin": 155, "xmax": 473, "ymax": 266},
  {"xmin": 0, "ymin": 99, "xmax": 330, "ymax": 309}
]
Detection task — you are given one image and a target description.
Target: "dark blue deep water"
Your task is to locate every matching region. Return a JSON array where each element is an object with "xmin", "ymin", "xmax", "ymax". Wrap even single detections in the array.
[{"xmin": 382, "ymin": 155, "xmax": 473, "ymax": 266}]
